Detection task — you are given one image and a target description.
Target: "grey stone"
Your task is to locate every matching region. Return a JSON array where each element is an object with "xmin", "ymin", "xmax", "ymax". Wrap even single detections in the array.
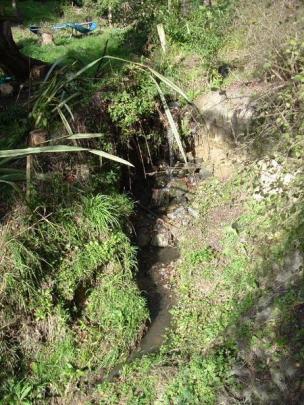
[
  {"xmin": 167, "ymin": 206, "xmax": 187, "ymax": 221},
  {"xmin": 151, "ymin": 187, "xmax": 170, "ymax": 208},
  {"xmin": 198, "ymin": 167, "xmax": 212, "ymax": 180},
  {"xmin": 0, "ymin": 83, "xmax": 13, "ymax": 96},
  {"xmin": 151, "ymin": 232, "xmax": 172, "ymax": 248},
  {"xmin": 187, "ymin": 207, "xmax": 199, "ymax": 218}
]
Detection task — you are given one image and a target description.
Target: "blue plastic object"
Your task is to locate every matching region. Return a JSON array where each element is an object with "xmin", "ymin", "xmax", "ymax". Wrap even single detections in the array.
[
  {"xmin": 53, "ymin": 23, "xmax": 69, "ymax": 31},
  {"xmin": 29, "ymin": 21, "xmax": 97, "ymax": 36},
  {"xmin": 29, "ymin": 25, "xmax": 41, "ymax": 35},
  {"xmin": 68, "ymin": 22, "xmax": 98, "ymax": 34},
  {"xmin": 0, "ymin": 76, "xmax": 13, "ymax": 85}
]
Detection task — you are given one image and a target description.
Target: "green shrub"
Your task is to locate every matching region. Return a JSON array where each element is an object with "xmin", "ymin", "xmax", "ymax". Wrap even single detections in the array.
[
  {"xmin": 0, "ymin": 189, "xmax": 147, "ymax": 400},
  {"xmin": 162, "ymin": 1, "xmax": 234, "ymax": 63}
]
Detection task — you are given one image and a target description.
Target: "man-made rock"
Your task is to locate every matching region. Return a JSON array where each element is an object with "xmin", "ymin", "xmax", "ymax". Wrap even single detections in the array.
[
  {"xmin": 193, "ymin": 84, "xmax": 267, "ymax": 178},
  {"xmin": 151, "ymin": 219, "xmax": 173, "ymax": 247},
  {"xmin": 195, "ymin": 86, "xmax": 254, "ymax": 145},
  {"xmin": 41, "ymin": 32, "xmax": 54, "ymax": 46},
  {"xmin": 151, "ymin": 232, "xmax": 172, "ymax": 248},
  {"xmin": 0, "ymin": 83, "xmax": 13, "ymax": 96}
]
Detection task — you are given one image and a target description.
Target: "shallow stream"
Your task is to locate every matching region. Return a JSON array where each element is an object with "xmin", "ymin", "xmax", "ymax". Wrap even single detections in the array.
[{"xmin": 135, "ymin": 246, "xmax": 180, "ymax": 357}]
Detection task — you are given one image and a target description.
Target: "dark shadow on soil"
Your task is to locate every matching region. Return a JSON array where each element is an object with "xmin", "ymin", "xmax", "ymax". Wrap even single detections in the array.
[{"xmin": 217, "ymin": 204, "xmax": 304, "ymax": 404}]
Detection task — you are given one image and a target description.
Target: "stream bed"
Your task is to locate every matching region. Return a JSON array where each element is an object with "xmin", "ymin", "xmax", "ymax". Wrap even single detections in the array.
[
  {"xmin": 131, "ymin": 161, "xmax": 211, "ymax": 358},
  {"xmin": 101, "ymin": 161, "xmax": 211, "ymax": 381},
  {"xmin": 135, "ymin": 246, "xmax": 180, "ymax": 356}
]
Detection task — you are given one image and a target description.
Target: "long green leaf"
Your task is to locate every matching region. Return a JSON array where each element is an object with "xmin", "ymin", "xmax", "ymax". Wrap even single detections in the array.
[
  {"xmin": 57, "ymin": 108, "xmax": 73, "ymax": 135},
  {"xmin": 0, "ymin": 172, "xmax": 26, "ymax": 181},
  {"xmin": 67, "ymin": 133, "xmax": 104, "ymax": 140},
  {"xmin": 0, "ymin": 158, "xmax": 18, "ymax": 167},
  {"xmin": 40, "ymin": 133, "xmax": 104, "ymax": 145},
  {"xmin": 101, "ymin": 55, "xmax": 191, "ymax": 102},
  {"xmin": 102, "ymin": 55, "xmax": 145, "ymax": 69},
  {"xmin": 52, "ymin": 93, "xmax": 79, "ymax": 113},
  {"xmin": 0, "ymin": 168, "xmax": 25, "ymax": 174},
  {"xmin": 0, "ymin": 145, "xmax": 86, "ymax": 158},
  {"xmin": 66, "ymin": 58, "xmax": 102, "ymax": 83},
  {"xmin": 148, "ymin": 67, "xmax": 191, "ymax": 103},
  {"xmin": 0, "ymin": 145, "xmax": 133, "ymax": 166},
  {"xmin": 63, "ymin": 103, "xmax": 75, "ymax": 122},
  {"xmin": 44, "ymin": 58, "xmax": 64, "ymax": 82},
  {"xmin": 0, "ymin": 179, "xmax": 23, "ymax": 194},
  {"xmin": 152, "ymin": 77, "xmax": 187, "ymax": 164},
  {"xmin": 0, "ymin": 168, "xmax": 26, "ymax": 181},
  {"xmin": 89, "ymin": 149, "xmax": 134, "ymax": 167}
]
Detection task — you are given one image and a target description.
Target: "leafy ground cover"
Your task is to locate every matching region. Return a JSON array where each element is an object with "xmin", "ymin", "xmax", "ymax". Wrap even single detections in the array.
[
  {"xmin": 91, "ymin": 159, "xmax": 304, "ymax": 403},
  {"xmin": 0, "ymin": 182, "xmax": 148, "ymax": 401},
  {"xmin": 87, "ymin": 1, "xmax": 304, "ymax": 402},
  {"xmin": 2, "ymin": 0, "xmax": 304, "ymax": 403}
]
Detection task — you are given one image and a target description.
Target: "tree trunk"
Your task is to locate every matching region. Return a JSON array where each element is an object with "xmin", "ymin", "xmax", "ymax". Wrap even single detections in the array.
[
  {"xmin": 11, "ymin": 0, "xmax": 22, "ymax": 20},
  {"xmin": 0, "ymin": 20, "xmax": 47, "ymax": 81}
]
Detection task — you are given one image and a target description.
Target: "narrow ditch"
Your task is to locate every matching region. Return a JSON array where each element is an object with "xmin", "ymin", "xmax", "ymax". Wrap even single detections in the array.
[
  {"xmin": 99, "ymin": 157, "xmax": 210, "ymax": 382},
  {"xmin": 134, "ymin": 246, "xmax": 180, "ymax": 357}
]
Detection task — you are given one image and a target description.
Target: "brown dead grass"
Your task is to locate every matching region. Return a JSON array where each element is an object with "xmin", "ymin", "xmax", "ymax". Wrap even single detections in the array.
[
  {"xmin": 221, "ymin": 0, "xmax": 304, "ymax": 80},
  {"xmin": 204, "ymin": 202, "xmax": 243, "ymax": 251}
]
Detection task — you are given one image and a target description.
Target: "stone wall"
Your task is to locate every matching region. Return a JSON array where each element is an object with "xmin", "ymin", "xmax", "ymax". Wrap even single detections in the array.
[{"xmin": 192, "ymin": 83, "xmax": 264, "ymax": 178}]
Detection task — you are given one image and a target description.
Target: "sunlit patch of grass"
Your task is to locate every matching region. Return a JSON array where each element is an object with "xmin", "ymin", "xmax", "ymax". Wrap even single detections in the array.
[
  {"xmin": 163, "ymin": 351, "xmax": 235, "ymax": 404},
  {"xmin": 164, "ymin": 161, "xmax": 304, "ymax": 402},
  {"xmin": 13, "ymin": 27, "xmax": 129, "ymax": 66},
  {"xmin": 96, "ymin": 355, "xmax": 160, "ymax": 404},
  {"xmin": 0, "ymin": 186, "xmax": 147, "ymax": 400},
  {"xmin": 76, "ymin": 267, "xmax": 148, "ymax": 369}
]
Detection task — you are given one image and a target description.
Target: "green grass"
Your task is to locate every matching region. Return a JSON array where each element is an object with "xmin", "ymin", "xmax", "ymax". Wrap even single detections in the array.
[
  {"xmin": 0, "ymin": 183, "xmax": 148, "ymax": 401},
  {"xmin": 13, "ymin": 27, "xmax": 130, "ymax": 66},
  {"xmin": 7, "ymin": 0, "xmax": 142, "ymax": 68},
  {"xmin": 3, "ymin": 0, "xmax": 61, "ymax": 24},
  {"xmin": 159, "ymin": 158, "xmax": 304, "ymax": 402},
  {"xmin": 3, "ymin": 0, "xmax": 102, "ymax": 25},
  {"xmin": 2, "ymin": 0, "xmax": 304, "ymax": 402},
  {"xmin": 91, "ymin": 162, "xmax": 304, "ymax": 403}
]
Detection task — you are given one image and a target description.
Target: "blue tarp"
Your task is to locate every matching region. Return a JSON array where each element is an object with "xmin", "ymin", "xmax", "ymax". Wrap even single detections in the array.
[
  {"xmin": 0, "ymin": 76, "xmax": 13, "ymax": 85},
  {"xmin": 30, "ymin": 22, "xmax": 98, "ymax": 35}
]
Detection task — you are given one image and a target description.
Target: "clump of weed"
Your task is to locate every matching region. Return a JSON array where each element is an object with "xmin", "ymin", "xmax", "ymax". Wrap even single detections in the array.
[
  {"xmin": 0, "ymin": 183, "xmax": 147, "ymax": 400},
  {"xmin": 221, "ymin": 0, "xmax": 304, "ymax": 79},
  {"xmin": 162, "ymin": 1, "xmax": 235, "ymax": 66},
  {"xmin": 245, "ymin": 38, "xmax": 304, "ymax": 158}
]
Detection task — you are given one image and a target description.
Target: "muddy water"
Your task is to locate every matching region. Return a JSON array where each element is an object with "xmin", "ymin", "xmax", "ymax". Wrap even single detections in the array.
[
  {"xmin": 134, "ymin": 246, "xmax": 180, "ymax": 357},
  {"xmin": 107, "ymin": 161, "xmax": 205, "ymax": 378},
  {"xmin": 105, "ymin": 246, "xmax": 179, "ymax": 381}
]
